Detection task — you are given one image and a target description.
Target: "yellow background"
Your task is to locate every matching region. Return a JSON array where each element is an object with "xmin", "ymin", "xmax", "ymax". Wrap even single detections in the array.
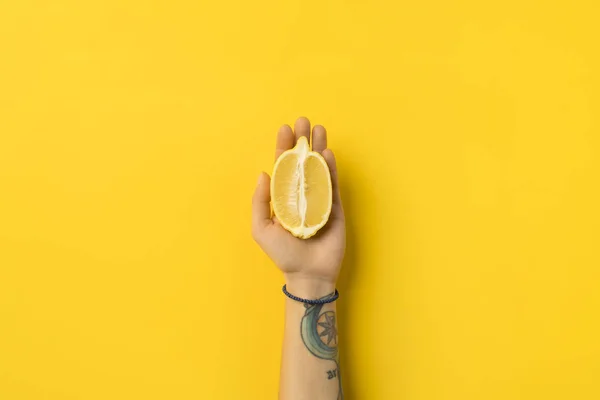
[{"xmin": 1, "ymin": 1, "xmax": 599, "ymax": 399}]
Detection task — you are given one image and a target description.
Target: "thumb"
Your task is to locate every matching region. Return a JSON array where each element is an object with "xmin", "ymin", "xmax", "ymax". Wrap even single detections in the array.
[{"xmin": 251, "ymin": 172, "xmax": 272, "ymax": 240}]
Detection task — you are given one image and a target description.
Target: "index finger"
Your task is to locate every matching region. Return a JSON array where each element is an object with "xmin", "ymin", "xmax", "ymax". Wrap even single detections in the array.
[{"xmin": 275, "ymin": 124, "xmax": 294, "ymax": 161}]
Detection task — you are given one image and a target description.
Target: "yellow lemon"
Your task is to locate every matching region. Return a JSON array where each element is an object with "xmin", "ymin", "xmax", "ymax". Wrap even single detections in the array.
[{"xmin": 271, "ymin": 137, "xmax": 332, "ymax": 239}]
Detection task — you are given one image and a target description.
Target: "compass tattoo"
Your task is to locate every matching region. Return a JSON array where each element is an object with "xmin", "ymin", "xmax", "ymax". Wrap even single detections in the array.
[{"xmin": 300, "ymin": 293, "xmax": 344, "ymax": 400}]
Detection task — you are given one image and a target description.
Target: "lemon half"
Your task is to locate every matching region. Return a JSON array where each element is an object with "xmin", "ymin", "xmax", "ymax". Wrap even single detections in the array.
[{"xmin": 271, "ymin": 137, "xmax": 332, "ymax": 239}]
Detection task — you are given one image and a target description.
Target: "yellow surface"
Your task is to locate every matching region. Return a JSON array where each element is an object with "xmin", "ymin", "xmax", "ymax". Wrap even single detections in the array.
[{"xmin": 0, "ymin": 1, "xmax": 598, "ymax": 399}]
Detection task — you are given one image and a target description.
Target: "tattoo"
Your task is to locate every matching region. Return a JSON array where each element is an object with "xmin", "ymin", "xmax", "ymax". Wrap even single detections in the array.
[
  {"xmin": 318, "ymin": 312, "xmax": 338, "ymax": 346},
  {"xmin": 327, "ymin": 368, "xmax": 338, "ymax": 379},
  {"xmin": 300, "ymin": 293, "xmax": 344, "ymax": 399}
]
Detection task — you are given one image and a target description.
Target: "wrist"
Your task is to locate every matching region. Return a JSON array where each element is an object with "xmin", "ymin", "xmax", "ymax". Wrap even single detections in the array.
[{"xmin": 284, "ymin": 275, "xmax": 336, "ymax": 299}]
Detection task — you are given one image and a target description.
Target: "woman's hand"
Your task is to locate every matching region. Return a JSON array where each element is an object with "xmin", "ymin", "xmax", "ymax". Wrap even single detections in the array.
[{"xmin": 252, "ymin": 117, "xmax": 346, "ymax": 298}]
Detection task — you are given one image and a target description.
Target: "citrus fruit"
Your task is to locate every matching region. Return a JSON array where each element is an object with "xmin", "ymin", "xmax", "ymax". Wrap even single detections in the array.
[{"xmin": 271, "ymin": 136, "xmax": 332, "ymax": 239}]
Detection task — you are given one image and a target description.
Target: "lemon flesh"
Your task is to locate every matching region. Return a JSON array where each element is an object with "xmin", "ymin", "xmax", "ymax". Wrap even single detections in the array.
[{"xmin": 271, "ymin": 137, "xmax": 332, "ymax": 239}]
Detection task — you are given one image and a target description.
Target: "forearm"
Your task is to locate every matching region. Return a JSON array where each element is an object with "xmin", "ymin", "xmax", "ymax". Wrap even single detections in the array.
[{"xmin": 279, "ymin": 281, "xmax": 342, "ymax": 400}]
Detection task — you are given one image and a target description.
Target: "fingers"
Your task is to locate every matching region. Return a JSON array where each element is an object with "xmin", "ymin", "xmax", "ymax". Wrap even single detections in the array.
[
  {"xmin": 252, "ymin": 172, "xmax": 272, "ymax": 240},
  {"xmin": 294, "ymin": 117, "xmax": 311, "ymax": 145},
  {"xmin": 275, "ymin": 124, "xmax": 294, "ymax": 161},
  {"xmin": 322, "ymin": 149, "xmax": 344, "ymax": 217},
  {"xmin": 322, "ymin": 149, "xmax": 338, "ymax": 189},
  {"xmin": 312, "ymin": 125, "xmax": 327, "ymax": 153}
]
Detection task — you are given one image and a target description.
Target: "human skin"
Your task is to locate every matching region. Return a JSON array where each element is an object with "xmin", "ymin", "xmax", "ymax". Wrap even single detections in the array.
[{"xmin": 252, "ymin": 117, "xmax": 346, "ymax": 400}]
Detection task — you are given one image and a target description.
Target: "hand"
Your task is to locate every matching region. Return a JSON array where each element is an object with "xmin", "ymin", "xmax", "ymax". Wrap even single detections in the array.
[{"xmin": 252, "ymin": 117, "xmax": 346, "ymax": 298}]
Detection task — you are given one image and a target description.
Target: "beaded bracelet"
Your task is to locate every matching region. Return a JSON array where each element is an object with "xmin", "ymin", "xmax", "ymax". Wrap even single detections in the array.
[{"xmin": 282, "ymin": 284, "xmax": 339, "ymax": 305}]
